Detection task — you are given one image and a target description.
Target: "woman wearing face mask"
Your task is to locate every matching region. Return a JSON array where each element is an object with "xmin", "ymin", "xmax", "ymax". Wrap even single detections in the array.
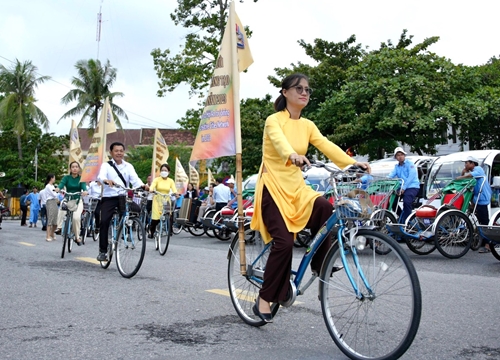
[{"xmin": 149, "ymin": 163, "xmax": 178, "ymax": 238}]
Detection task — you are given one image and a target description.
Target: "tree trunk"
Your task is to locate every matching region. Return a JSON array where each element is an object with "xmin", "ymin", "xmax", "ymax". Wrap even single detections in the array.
[{"xmin": 17, "ymin": 134, "xmax": 23, "ymax": 175}]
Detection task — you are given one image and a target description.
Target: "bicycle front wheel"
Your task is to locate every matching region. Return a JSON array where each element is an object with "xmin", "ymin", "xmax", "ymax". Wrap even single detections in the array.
[
  {"xmin": 227, "ymin": 230, "xmax": 279, "ymax": 327},
  {"xmin": 61, "ymin": 217, "xmax": 69, "ymax": 258},
  {"xmin": 319, "ymin": 230, "xmax": 421, "ymax": 360},
  {"xmin": 116, "ymin": 217, "xmax": 146, "ymax": 278},
  {"xmin": 158, "ymin": 217, "xmax": 170, "ymax": 256}
]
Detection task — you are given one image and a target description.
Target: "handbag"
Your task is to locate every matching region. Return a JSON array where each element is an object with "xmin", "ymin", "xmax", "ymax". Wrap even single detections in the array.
[{"xmin": 26, "ymin": 200, "xmax": 31, "ymax": 206}]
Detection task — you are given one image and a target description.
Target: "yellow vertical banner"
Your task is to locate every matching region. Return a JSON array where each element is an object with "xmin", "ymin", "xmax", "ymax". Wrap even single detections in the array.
[
  {"xmin": 68, "ymin": 119, "xmax": 84, "ymax": 167},
  {"xmin": 175, "ymin": 157, "xmax": 188, "ymax": 194},
  {"xmin": 189, "ymin": 163, "xmax": 200, "ymax": 189},
  {"xmin": 81, "ymin": 97, "xmax": 117, "ymax": 182},
  {"xmin": 151, "ymin": 129, "xmax": 170, "ymax": 178},
  {"xmin": 207, "ymin": 168, "xmax": 216, "ymax": 186},
  {"xmin": 189, "ymin": 4, "xmax": 253, "ymax": 161}
]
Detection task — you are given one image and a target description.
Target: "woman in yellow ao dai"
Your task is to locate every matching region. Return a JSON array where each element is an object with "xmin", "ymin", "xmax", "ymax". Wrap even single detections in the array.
[{"xmin": 149, "ymin": 163, "xmax": 178, "ymax": 238}]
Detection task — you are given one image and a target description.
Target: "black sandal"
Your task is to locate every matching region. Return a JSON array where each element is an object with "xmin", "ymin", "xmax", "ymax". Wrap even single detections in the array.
[{"xmin": 252, "ymin": 296, "xmax": 273, "ymax": 323}]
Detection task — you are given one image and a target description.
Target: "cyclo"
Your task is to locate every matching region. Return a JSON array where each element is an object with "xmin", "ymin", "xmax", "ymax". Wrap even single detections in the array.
[{"xmin": 384, "ymin": 177, "xmax": 485, "ymax": 258}]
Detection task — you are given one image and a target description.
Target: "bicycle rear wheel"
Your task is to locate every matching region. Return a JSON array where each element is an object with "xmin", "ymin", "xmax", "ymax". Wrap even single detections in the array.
[
  {"xmin": 187, "ymin": 222, "xmax": 205, "ymax": 236},
  {"xmin": 404, "ymin": 213, "xmax": 436, "ymax": 255},
  {"xmin": 158, "ymin": 217, "xmax": 170, "ymax": 256},
  {"xmin": 116, "ymin": 217, "xmax": 146, "ymax": 278},
  {"xmin": 172, "ymin": 211, "xmax": 182, "ymax": 235},
  {"xmin": 227, "ymin": 230, "xmax": 279, "ymax": 327},
  {"xmin": 100, "ymin": 221, "xmax": 114, "ymax": 269},
  {"xmin": 319, "ymin": 229, "xmax": 421, "ymax": 360},
  {"xmin": 434, "ymin": 210, "xmax": 473, "ymax": 259}
]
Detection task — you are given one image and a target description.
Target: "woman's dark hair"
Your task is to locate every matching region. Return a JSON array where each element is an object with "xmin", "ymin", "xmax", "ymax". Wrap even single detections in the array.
[
  {"xmin": 160, "ymin": 163, "xmax": 170, "ymax": 172},
  {"xmin": 44, "ymin": 173, "xmax": 55, "ymax": 186},
  {"xmin": 69, "ymin": 161, "xmax": 81, "ymax": 170},
  {"xmin": 274, "ymin": 73, "xmax": 310, "ymax": 112},
  {"xmin": 110, "ymin": 142, "xmax": 125, "ymax": 151}
]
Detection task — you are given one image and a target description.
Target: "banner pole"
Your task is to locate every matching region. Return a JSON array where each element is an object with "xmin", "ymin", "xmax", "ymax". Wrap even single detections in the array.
[{"xmin": 229, "ymin": 2, "xmax": 247, "ymax": 276}]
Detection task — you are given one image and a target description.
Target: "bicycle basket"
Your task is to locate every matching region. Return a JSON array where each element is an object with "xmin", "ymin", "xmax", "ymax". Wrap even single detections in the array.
[
  {"xmin": 162, "ymin": 200, "xmax": 173, "ymax": 213},
  {"xmin": 335, "ymin": 189, "xmax": 374, "ymax": 220},
  {"xmin": 62, "ymin": 199, "xmax": 78, "ymax": 212}
]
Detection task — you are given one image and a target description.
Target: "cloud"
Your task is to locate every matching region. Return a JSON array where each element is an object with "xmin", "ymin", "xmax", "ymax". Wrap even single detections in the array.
[{"xmin": 1, "ymin": 0, "xmax": 500, "ymax": 137}]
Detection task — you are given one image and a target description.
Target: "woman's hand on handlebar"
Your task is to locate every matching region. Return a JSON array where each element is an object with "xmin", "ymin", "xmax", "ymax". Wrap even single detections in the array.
[
  {"xmin": 289, "ymin": 153, "xmax": 311, "ymax": 168},
  {"xmin": 354, "ymin": 162, "xmax": 371, "ymax": 173}
]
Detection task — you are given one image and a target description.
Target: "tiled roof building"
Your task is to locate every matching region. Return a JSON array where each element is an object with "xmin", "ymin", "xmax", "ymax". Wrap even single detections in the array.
[{"xmin": 77, "ymin": 128, "xmax": 195, "ymax": 152}]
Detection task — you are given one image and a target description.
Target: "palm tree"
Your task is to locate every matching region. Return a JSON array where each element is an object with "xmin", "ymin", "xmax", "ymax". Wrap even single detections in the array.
[
  {"xmin": 59, "ymin": 59, "xmax": 127, "ymax": 130},
  {"xmin": 0, "ymin": 59, "xmax": 50, "ymax": 161}
]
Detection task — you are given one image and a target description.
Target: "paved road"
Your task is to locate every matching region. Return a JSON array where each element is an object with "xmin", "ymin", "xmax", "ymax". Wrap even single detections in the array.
[{"xmin": 1, "ymin": 219, "xmax": 500, "ymax": 359}]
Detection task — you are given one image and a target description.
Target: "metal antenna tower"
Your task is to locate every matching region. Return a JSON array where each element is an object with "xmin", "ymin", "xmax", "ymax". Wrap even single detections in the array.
[{"xmin": 96, "ymin": 1, "xmax": 103, "ymax": 59}]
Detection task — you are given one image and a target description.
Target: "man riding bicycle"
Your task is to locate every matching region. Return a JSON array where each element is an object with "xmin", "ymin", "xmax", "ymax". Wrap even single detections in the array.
[{"xmin": 96, "ymin": 142, "xmax": 149, "ymax": 262}]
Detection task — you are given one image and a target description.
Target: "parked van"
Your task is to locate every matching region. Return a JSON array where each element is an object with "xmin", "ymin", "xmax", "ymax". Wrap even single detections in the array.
[{"xmin": 424, "ymin": 150, "xmax": 500, "ymax": 215}]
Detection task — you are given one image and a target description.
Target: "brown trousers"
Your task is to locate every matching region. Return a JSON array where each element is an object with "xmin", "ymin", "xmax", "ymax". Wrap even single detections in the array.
[{"xmin": 259, "ymin": 186, "xmax": 333, "ymax": 303}]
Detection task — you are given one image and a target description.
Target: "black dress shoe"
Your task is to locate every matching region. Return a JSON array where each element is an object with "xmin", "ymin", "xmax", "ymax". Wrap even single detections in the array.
[{"xmin": 252, "ymin": 297, "xmax": 273, "ymax": 323}]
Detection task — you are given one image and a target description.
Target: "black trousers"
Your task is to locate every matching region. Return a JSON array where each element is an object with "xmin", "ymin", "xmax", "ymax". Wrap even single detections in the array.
[
  {"xmin": 93, "ymin": 200, "xmax": 101, "ymax": 228},
  {"xmin": 20, "ymin": 205, "xmax": 28, "ymax": 225},
  {"xmin": 215, "ymin": 202, "xmax": 226, "ymax": 211},
  {"xmin": 259, "ymin": 186, "xmax": 333, "ymax": 303},
  {"xmin": 99, "ymin": 197, "xmax": 120, "ymax": 253}
]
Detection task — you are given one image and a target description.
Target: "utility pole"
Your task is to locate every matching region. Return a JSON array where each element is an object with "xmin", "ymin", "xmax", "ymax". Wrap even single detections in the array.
[{"xmin": 34, "ymin": 145, "xmax": 39, "ymax": 182}]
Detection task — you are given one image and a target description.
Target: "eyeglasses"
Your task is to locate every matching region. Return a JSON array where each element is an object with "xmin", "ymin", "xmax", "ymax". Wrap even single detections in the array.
[{"xmin": 291, "ymin": 85, "xmax": 313, "ymax": 95}]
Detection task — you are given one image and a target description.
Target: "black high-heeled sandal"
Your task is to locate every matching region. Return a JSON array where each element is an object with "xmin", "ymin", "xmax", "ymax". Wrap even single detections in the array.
[{"xmin": 252, "ymin": 296, "xmax": 273, "ymax": 323}]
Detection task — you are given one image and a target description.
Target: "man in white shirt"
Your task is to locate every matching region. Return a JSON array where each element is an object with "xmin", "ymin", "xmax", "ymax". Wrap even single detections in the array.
[
  {"xmin": 213, "ymin": 178, "xmax": 231, "ymax": 211},
  {"xmin": 96, "ymin": 142, "xmax": 148, "ymax": 261}
]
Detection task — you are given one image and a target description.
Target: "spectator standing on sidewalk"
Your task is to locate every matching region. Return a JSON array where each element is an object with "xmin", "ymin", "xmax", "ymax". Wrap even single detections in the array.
[
  {"xmin": 27, "ymin": 187, "xmax": 40, "ymax": 228},
  {"xmin": 19, "ymin": 189, "xmax": 29, "ymax": 226}
]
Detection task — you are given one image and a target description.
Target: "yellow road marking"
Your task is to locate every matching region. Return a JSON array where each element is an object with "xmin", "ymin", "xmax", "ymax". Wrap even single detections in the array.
[
  {"xmin": 76, "ymin": 257, "xmax": 100, "ymax": 264},
  {"xmin": 206, "ymin": 289, "xmax": 303, "ymax": 304},
  {"xmin": 18, "ymin": 242, "xmax": 35, "ymax": 247}
]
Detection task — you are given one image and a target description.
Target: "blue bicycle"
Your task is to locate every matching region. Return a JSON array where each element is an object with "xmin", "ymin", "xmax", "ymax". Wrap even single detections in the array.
[
  {"xmin": 99, "ymin": 184, "xmax": 146, "ymax": 278},
  {"xmin": 227, "ymin": 163, "xmax": 422, "ymax": 360},
  {"xmin": 152, "ymin": 191, "xmax": 176, "ymax": 256}
]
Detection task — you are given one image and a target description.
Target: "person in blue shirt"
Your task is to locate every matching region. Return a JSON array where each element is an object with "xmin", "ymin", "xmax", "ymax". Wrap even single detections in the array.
[
  {"xmin": 387, "ymin": 147, "xmax": 420, "ymax": 223},
  {"xmin": 27, "ymin": 187, "xmax": 41, "ymax": 227},
  {"xmin": 353, "ymin": 172, "xmax": 374, "ymax": 190},
  {"xmin": 457, "ymin": 155, "xmax": 492, "ymax": 252}
]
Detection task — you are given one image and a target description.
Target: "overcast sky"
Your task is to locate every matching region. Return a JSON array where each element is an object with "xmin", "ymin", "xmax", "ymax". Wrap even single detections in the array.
[{"xmin": 1, "ymin": 0, "xmax": 499, "ymax": 136}]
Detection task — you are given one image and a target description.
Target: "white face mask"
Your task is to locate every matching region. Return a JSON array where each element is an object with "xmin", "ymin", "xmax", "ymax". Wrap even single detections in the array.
[{"xmin": 160, "ymin": 171, "xmax": 169, "ymax": 178}]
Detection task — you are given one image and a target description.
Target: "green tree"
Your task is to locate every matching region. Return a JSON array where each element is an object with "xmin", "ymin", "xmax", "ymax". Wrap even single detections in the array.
[
  {"xmin": 59, "ymin": 59, "xmax": 127, "ymax": 130},
  {"xmin": 0, "ymin": 120, "xmax": 67, "ymax": 191},
  {"xmin": 445, "ymin": 57, "xmax": 500, "ymax": 150},
  {"xmin": 0, "ymin": 59, "xmax": 50, "ymax": 164},
  {"xmin": 151, "ymin": 0, "xmax": 255, "ymax": 100},
  {"xmin": 317, "ymin": 31, "xmax": 459, "ymax": 159}
]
